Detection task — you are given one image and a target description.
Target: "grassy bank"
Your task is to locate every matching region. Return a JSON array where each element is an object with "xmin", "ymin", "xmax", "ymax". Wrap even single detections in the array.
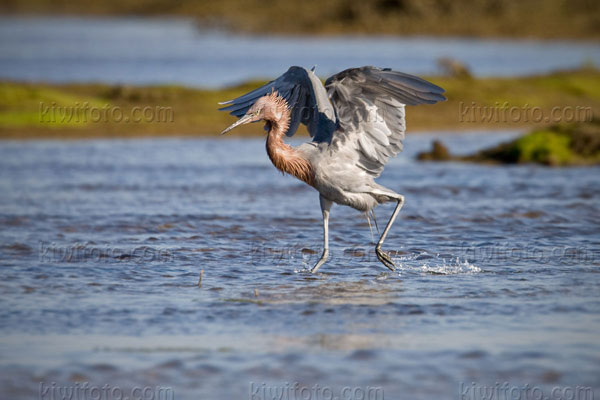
[
  {"xmin": 2, "ymin": 0, "xmax": 599, "ymax": 39},
  {"xmin": 418, "ymin": 120, "xmax": 600, "ymax": 166},
  {"xmin": 1, "ymin": 68, "xmax": 598, "ymax": 139}
]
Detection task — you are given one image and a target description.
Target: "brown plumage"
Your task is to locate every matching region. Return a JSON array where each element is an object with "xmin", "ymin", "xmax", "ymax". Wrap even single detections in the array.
[{"xmin": 262, "ymin": 93, "xmax": 315, "ymax": 186}]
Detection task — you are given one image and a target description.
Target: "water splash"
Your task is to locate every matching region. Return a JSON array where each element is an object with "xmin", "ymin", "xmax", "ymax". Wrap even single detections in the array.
[{"xmin": 395, "ymin": 254, "xmax": 481, "ymax": 275}]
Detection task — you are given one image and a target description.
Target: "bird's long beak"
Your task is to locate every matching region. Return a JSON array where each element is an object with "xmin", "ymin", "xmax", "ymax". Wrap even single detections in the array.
[{"xmin": 220, "ymin": 114, "xmax": 253, "ymax": 135}]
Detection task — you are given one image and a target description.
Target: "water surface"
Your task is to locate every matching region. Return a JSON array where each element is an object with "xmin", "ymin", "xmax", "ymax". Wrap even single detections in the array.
[{"xmin": 0, "ymin": 132, "xmax": 598, "ymax": 399}]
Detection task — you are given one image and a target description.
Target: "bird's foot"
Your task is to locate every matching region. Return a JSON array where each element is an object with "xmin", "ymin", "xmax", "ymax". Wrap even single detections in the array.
[
  {"xmin": 376, "ymin": 247, "xmax": 396, "ymax": 271},
  {"xmin": 310, "ymin": 250, "xmax": 329, "ymax": 273}
]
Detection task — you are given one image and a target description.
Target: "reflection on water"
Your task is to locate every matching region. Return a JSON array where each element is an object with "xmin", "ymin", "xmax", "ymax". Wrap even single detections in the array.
[
  {"xmin": 1, "ymin": 17, "xmax": 600, "ymax": 86},
  {"xmin": 0, "ymin": 132, "xmax": 599, "ymax": 399}
]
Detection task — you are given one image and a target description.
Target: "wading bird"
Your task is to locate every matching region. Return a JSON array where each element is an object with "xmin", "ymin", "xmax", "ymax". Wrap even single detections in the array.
[{"xmin": 220, "ymin": 66, "xmax": 445, "ymax": 272}]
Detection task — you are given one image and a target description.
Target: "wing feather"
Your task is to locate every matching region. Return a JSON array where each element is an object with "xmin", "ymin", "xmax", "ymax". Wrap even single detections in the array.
[
  {"xmin": 219, "ymin": 66, "xmax": 337, "ymax": 139},
  {"xmin": 324, "ymin": 66, "xmax": 446, "ymax": 177},
  {"xmin": 219, "ymin": 65, "xmax": 446, "ymax": 179}
]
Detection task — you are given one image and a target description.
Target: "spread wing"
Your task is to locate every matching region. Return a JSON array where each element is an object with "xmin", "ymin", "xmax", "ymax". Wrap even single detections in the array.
[
  {"xmin": 324, "ymin": 66, "xmax": 446, "ymax": 177},
  {"xmin": 220, "ymin": 65, "xmax": 446, "ymax": 178},
  {"xmin": 219, "ymin": 66, "xmax": 337, "ymax": 142}
]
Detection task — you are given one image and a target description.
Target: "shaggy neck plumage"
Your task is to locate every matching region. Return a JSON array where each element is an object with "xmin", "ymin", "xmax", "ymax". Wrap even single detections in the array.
[{"xmin": 264, "ymin": 94, "xmax": 314, "ymax": 186}]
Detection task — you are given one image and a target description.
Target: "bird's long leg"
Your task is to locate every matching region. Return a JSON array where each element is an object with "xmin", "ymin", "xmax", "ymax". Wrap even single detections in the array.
[
  {"xmin": 375, "ymin": 195, "xmax": 405, "ymax": 271},
  {"xmin": 311, "ymin": 195, "xmax": 333, "ymax": 273}
]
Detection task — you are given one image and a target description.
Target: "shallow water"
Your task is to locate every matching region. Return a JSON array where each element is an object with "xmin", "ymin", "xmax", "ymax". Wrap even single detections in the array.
[
  {"xmin": 1, "ymin": 17, "xmax": 600, "ymax": 86},
  {"xmin": 0, "ymin": 132, "xmax": 599, "ymax": 399}
]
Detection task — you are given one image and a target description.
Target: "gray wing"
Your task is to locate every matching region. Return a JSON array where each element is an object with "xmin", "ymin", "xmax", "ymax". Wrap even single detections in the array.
[
  {"xmin": 219, "ymin": 66, "xmax": 337, "ymax": 142},
  {"xmin": 325, "ymin": 66, "xmax": 446, "ymax": 177}
]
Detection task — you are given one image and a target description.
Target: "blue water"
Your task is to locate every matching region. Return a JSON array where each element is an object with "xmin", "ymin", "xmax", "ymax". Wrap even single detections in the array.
[
  {"xmin": 0, "ymin": 132, "xmax": 599, "ymax": 399},
  {"xmin": 1, "ymin": 17, "xmax": 599, "ymax": 87}
]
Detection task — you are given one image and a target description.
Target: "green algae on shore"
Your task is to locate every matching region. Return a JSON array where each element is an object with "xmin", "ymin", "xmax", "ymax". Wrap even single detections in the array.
[
  {"xmin": 418, "ymin": 120, "xmax": 600, "ymax": 166},
  {"xmin": 1, "ymin": 68, "xmax": 599, "ymax": 139}
]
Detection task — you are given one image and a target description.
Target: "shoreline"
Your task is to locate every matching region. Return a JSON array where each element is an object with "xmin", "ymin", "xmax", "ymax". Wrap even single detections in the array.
[
  {"xmin": 2, "ymin": 16, "xmax": 600, "ymax": 43},
  {"xmin": 2, "ymin": 1, "xmax": 599, "ymax": 40},
  {"xmin": 0, "ymin": 128, "xmax": 526, "ymax": 142},
  {"xmin": 1, "ymin": 68, "xmax": 598, "ymax": 140}
]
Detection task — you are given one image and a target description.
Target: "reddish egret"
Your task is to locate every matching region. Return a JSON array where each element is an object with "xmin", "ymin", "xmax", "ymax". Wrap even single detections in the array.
[{"xmin": 220, "ymin": 66, "xmax": 445, "ymax": 272}]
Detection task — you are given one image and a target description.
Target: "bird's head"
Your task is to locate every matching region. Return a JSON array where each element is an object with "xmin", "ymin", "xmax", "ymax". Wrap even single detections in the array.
[{"xmin": 220, "ymin": 92, "xmax": 288, "ymax": 135}]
